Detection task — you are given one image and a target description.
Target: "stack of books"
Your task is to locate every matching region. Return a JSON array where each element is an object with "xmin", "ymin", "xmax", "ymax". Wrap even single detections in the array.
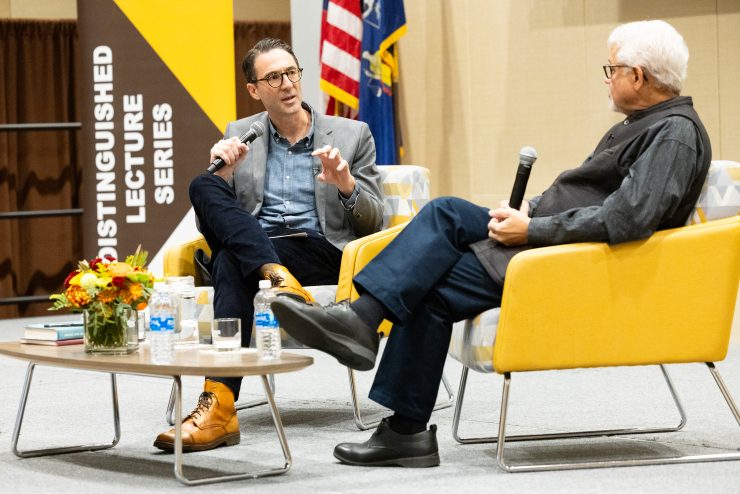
[{"xmin": 21, "ymin": 322, "xmax": 84, "ymax": 346}]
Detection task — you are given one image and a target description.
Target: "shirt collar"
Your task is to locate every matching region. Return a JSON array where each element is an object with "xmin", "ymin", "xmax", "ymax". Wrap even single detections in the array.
[{"xmin": 268, "ymin": 102, "xmax": 315, "ymax": 147}]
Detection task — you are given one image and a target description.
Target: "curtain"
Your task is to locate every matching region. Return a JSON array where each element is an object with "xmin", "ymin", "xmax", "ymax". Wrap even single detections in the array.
[
  {"xmin": 0, "ymin": 20, "xmax": 291, "ymax": 318},
  {"xmin": 0, "ymin": 20, "xmax": 81, "ymax": 319}
]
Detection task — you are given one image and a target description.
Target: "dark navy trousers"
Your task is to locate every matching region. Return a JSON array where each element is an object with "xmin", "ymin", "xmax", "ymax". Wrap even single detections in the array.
[
  {"xmin": 353, "ymin": 196, "xmax": 504, "ymax": 423},
  {"xmin": 189, "ymin": 174, "xmax": 342, "ymax": 398}
]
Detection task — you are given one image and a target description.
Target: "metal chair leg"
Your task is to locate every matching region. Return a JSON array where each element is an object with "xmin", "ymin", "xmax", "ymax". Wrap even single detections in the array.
[
  {"xmin": 453, "ymin": 362, "xmax": 740, "ymax": 471},
  {"xmin": 706, "ymin": 362, "xmax": 740, "ymax": 425},
  {"xmin": 11, "ymin": 363, "xmax": 121, "ymax": 458},
  {"xmin": 453, "ymin": 364, "xmax": 688, "ymax": 444},
  {"xmin": 166, "ymin": 374, "xmax": 276, "ymax": 426},
  {"xmin": 172, "ymin": 374, "xmax": 292, "ymax": 485},
  {"xmin": 348, "ymin": 368, "xmax": 455, "ymax": 431}
]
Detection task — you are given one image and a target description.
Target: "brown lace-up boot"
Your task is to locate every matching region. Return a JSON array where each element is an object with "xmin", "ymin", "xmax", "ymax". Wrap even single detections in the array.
[
  {"xmin": 263, "ymin": 264, "xmax": 315, "ymax": 303},
  {"xmin": 153, "ymin": 380, "xmax": 240, "ymax": 452}
]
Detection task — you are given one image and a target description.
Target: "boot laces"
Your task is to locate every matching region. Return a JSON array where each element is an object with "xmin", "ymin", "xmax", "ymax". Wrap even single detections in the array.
[
  {"xmin": 325, "ymin": 300, "xmax": 350, "ymax": 310},
  {"xmin": 266, "ymin": 270, "xmax": 285, "ymax": 287},
  {"xmin": 187, "ymin": 392, "xmax": 215, "ymax": 420}
]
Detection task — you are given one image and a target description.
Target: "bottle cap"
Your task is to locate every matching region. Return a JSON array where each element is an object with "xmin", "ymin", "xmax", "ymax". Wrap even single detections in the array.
[{"xmin": 258, "ymin": 279, "xmax": 272, "ymax": 289}]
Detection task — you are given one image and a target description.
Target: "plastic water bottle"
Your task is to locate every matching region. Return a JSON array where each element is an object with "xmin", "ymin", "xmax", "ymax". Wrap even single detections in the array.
[
  {"xmin": 254, "ymin": 280, "xmax": 281, "ymax": 361},
  {"xmin": 149, "ymin": 282, "xmax": 177, "ymax": 364}
]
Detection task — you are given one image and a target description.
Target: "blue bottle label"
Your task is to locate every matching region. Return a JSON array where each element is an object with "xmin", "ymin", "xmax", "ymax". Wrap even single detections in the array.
[
  {"xmin": 150, "ymin": 316, "xmax": 175, "ymax": 332},
  {"xmin": 255, "ymin": 311, "xmax": 278, "ymax": 329}
]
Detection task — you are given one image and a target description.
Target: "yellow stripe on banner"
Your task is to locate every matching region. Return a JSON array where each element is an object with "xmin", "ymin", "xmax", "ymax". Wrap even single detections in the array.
[
  {"xmin": 378, "ymin": 23, "xmax": 407, "ymax": 58},
  {"xmin": 114, "ymin": 0, "xmax": 236, "ymax": 133},
  {"xmin": 320, "ymin": 79, "xmax": 359, "ymax": 109}
]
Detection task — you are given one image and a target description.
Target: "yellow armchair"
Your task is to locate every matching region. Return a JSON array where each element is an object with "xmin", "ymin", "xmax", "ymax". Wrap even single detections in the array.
[
  {"xmin": 445, "ymin": 157, "xmax": 740, "ymax": 472},
  {"xmin": 163, "ymin": 235, "xmax": 209, "ymax": 283}
]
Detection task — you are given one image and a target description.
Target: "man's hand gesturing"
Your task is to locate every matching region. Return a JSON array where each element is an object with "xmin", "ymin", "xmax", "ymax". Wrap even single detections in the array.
[{"xmin": 312, "ymin": 144, "xmax": 356, "ymax": 197}]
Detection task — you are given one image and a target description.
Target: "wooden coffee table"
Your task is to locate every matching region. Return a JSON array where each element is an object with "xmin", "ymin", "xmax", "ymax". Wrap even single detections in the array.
[{"xmin": 0, "ymin": 341, "xmax": 313, "ymax": 486}]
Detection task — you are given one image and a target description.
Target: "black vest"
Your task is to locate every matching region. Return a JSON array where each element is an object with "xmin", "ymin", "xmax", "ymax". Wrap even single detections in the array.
[{"xmin": 472, "ymin": 96, "xmax": 712, "ymax": 285}]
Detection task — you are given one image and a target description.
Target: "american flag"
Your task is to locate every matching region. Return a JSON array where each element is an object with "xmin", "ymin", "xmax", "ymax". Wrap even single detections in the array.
[
  {"xmin": 320, "ymin": 0, "xmax": 362, "ymax": 117},
  {"xmin": 320, "ymin": 1, "xmax": 407, "ymax": 164}
]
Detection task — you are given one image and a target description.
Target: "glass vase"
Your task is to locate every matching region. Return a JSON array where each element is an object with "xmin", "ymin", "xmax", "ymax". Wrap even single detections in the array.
[{"xmin": 83, "ymin": 304, "xmax": 139, "ymax": 355}]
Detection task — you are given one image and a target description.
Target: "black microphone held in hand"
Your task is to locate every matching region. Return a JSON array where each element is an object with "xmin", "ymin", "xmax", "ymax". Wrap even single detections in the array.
[
  {"xmin": 508, "ymin": 146, "xmax": 538, "ymax": 210},
  {"xmin": 206, "ymin": 121, "xmax": 266, "ymax": 174}
]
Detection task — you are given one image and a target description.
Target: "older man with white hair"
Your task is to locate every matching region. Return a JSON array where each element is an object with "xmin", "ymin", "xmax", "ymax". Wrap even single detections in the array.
[{"xmin": 272, "ymin": 20, "xmax": 712, "ymax": 468}]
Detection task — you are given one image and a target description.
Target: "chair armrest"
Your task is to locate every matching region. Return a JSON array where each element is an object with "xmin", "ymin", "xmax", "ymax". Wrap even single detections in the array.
[
  {"xmin": 335, "ymin": 222, "xmax": 409, "ymax": 337},
  {"xmin": 336, "ymin": 222, "xmax": 408, "ymax": 302},
  {"xmin": 163, "ymin": 235, "xmax": 211, "ymax": 279},
  {"xmin": 493, "ymin": 216, "xmax": 740, "ymax": 373}
]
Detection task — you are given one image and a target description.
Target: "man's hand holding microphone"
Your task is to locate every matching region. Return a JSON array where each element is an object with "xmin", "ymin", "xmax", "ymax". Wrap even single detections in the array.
[{"xmin": 488, "ymin": 146, "xmax": 537, "ymax": 246}]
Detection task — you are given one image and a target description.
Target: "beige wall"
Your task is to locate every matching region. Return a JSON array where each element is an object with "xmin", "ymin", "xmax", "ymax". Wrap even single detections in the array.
[
  {"xmin": 398, "ymin": 0, "xmax": 740, "ymax": 203},
  {"xmin": 1, "ymin": 0, "xmax": 76, "ymax": 18},
  {"xmin": 0, "ymin": 0, "xmax": 291, "ymax": 21}
]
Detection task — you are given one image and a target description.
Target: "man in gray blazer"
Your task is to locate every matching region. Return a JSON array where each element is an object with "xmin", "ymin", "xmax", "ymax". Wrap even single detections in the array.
[{"xmin": 154, "ymin": 38, "xmax": 383, "ymax": 453}]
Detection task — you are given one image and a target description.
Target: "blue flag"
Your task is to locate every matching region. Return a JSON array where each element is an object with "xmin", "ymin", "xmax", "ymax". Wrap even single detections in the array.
[{"xmin": 359, "ymin": 1, "xmax": 407, "ymax": 165}]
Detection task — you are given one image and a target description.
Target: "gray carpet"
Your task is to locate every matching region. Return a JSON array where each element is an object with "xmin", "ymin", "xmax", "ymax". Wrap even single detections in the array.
[{"xmin": 1, "ymin": 312, "xmax": 739, "ymax": 492}]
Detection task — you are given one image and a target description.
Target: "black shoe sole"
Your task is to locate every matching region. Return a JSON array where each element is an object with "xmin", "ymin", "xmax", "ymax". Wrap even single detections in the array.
[
  {"xmin": 271, "ymin": 301, "xmax": 377, "ymax": 371},
  {"xmin": 333, "ymin": 450, "xmax": 440, "ymax": 468},
  {"xmin": 153, "ymin": 432, "xmax": 240, "ymax": 453}
]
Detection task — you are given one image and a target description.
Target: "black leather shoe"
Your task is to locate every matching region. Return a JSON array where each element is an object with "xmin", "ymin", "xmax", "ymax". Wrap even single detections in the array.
[
  {"xmin": 271, "ymin": 298, "xmax": 379, "ymax": 371},
  {"xmin": 333, "ymin": 418, "xmax": 440, "ymax": 467}
]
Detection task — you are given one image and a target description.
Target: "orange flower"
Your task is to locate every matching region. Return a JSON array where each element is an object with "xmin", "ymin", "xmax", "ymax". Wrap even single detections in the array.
[
  {"xmin": 97, "ymin": 287, "xmax": 118, "ymax": 304},
  {"xmin": 66, "ymin": 285, "xmax": 91, "ymax": 307},
  {"xmin": 108, "ymin": 262, "xmax": 134, "ymax": 277},
  {"xmin": 128, "ymin": 283, "xmax": 143, "ymax": 302}
]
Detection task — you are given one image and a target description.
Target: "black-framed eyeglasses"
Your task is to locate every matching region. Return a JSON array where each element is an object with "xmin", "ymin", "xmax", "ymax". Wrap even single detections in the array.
[
  {"xmin": 602, "ymin": 64, "xmax": 630, "ymax": 79},
  {"xmin": 252, "ymin": 67, "xmax": 303, "ymax": 88}
]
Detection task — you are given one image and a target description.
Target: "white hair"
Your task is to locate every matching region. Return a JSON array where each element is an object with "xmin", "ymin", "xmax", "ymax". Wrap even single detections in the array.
[{"xmin": 608, "ymin": 20, "xmax": 689, "ymax": 94}]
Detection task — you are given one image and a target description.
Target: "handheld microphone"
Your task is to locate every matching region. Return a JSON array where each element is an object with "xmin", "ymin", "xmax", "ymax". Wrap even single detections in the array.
[
  {"xmin": 206, "ymin": 121, "xmax": 266, "ymax": 174},
  {"xmin": 508, "ymin": 146, "xmax": 538, "ymax": 210}
]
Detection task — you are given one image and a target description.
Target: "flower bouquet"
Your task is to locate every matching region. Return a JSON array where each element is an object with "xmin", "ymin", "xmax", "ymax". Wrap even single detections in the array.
[{"xmin": 50, "ymin": 247, "xmax": 154, "ymax": 354}]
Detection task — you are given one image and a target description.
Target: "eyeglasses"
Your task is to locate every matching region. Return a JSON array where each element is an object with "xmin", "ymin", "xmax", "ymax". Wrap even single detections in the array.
[
  {"xmin": 252, "ymin": 67, "xmax": 303, "ymax": 88},
  {"xmin": 602, "ymin": 64, "xmax": 630, "ymax": 79}
]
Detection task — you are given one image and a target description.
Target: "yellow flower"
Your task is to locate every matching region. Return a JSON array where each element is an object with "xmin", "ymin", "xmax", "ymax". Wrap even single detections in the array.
[
  {"xmin": 68, "ymin": 272, "xmax": 83, "ymax": 287},
  {"xmin": 96, "ymin": 276, "xmax": 112, "ymax": 288}
]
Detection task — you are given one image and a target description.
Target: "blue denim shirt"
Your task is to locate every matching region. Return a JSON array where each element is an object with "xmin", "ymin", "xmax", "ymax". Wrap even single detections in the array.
[{"xmin": 257, "ymin": 115, "xmax": 322, "ymax": 233}]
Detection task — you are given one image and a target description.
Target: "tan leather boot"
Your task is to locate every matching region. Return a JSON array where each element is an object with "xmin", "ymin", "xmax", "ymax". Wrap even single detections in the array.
[
  {"xmin": 153, "ymin": 380, "xmax": 240, "ymax": 452},
  {"xmin": 264, "ymin": 264, "xmax": 315, "ymax": 303}
]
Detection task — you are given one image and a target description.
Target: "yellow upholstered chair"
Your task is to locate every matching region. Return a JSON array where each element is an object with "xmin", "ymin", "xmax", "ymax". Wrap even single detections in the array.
[
  {"xmin": 162, "ymin": 165, "xmax": 453, "ymax": 429},
  {"xmin": 446, "ymin": 160, "xmax": 740, "ymax": 471}
]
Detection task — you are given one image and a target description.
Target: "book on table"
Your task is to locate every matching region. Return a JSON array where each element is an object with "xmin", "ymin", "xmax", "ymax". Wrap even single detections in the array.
[
  {"xmin": 19, "ymin": 338, "xmax": 84, "ymax": 346},
  {"xmin": 23, "ymin": 322, "xmax": 84, "ymax": 341}
]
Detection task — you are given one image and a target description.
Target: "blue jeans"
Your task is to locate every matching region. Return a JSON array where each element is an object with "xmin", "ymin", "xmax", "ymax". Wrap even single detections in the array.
[
  {"xmin": 189, "ymin": 174, "xmax": 342, "ymax": 398},
  {"xmin": 354, "ymin": 196, "xmax": 504, "ymax": 423}
]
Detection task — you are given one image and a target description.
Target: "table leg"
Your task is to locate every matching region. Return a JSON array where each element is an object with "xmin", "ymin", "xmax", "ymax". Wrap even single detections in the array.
[
  {"xmin": 172, "ymin": 374, "xmax": 293, "ymax": 485},
  {"xmin": 11, "ymin": 362, "xmax": 121, "ymax": 457}
]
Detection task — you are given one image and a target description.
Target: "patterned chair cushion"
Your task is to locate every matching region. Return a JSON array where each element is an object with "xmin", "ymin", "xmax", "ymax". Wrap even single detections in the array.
[
  {"xmin": 448, "ymin": 159, "xmax": 740, "ymax": 373},
  {"xmin": 378, "ymin": 165, "xmax": 431, "ymax": 228},
  {"xmin": 688, "ymin": 160, "xmax": 740, "ymax": 224}
]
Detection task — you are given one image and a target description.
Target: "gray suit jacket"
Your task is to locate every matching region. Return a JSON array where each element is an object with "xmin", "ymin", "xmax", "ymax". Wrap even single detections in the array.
[{"xmin": 227, "ymin": 105, "xmax": 384, "ymax": 250}]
